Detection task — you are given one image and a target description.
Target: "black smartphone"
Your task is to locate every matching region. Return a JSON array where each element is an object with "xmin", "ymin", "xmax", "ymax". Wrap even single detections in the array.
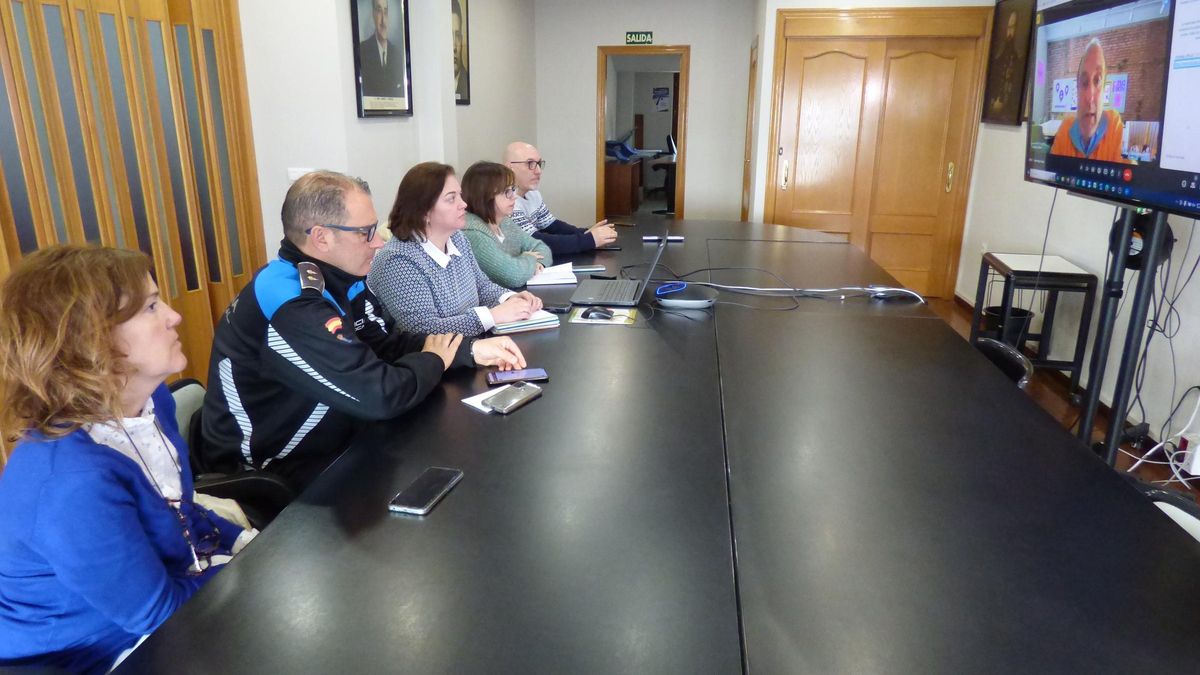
[
  {"xmin": 388, "ymin": 467, "xmax": 463, "ymax": 516},
  {"xmin": 486, "ymin": 367, "xmax": 549, "ymax": 385},
  {"xmin": 482, "ymin": 382, "xmax": 543, "ymax": 414},
  {"xmin": 596, "ymin": 245, "xmax": 622, "ymax": 251},
  {"xmin": 544, "ymin": 303, "xmax": 572, "ymax": 314}
]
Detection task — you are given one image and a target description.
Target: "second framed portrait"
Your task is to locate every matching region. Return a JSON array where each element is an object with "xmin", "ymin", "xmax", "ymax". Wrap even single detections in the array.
[
  {"xmin": 982, "ymin": 0, "xmax": 1035, "ymax": 125},
  {"xmin": 352, "ymin": 0, "xmax": 414, "ymax": 117},
  {"xmin": 452, "ymin": 0, "xmax": 470, "ymax": 105}
]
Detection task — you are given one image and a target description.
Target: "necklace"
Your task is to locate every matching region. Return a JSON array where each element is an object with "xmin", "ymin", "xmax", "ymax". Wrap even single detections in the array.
[{"xmin": 117, "ymin": 419, "xmax": 219, "ymax": 576}]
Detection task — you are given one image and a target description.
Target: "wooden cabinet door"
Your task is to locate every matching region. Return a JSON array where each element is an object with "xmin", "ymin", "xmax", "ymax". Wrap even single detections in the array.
[
  {"xmin": 741, "ymin": 38, "xmax": 757, "ymax": 222},
  {"xmin": 770, "ymin": 38, "xmax": 884, "ymax": 251},
  {"xmin": 868, "ymin": 37, "xmax": 979, "ymax": 296}
]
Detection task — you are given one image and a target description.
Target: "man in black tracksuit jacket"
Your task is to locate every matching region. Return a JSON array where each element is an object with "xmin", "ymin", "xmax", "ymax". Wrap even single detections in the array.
[{"xmin": 201, "ymin": 171, "xmax": 525, "ymax": 487}]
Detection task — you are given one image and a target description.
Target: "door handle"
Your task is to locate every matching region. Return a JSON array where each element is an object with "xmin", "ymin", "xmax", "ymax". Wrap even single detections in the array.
[
  {"xmin": 781, "ymin": 160, "xmax": 789, "ymax": 191},
  {"xmin": 945, "ymin": 162, "xmax": 955, "ymax": 193}
]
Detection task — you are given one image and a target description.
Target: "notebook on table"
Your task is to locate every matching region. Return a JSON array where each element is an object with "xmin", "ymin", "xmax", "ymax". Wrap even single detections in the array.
[
  {"xmin": 525, "ymin": 263, "xmax": 576, "ymax": 286},
  {"xmin": 569, "ymin": 236, "xmax": 667, "ymax": 307},
  {"xmin": 493, "ymin": 310, "xmax": 560, "ymax": 334}
]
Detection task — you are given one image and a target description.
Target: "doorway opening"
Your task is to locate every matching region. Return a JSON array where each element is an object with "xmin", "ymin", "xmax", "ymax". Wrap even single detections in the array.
[{"xmin": 596, "ymin": 46, "xmax": 689, "ymax": 221}]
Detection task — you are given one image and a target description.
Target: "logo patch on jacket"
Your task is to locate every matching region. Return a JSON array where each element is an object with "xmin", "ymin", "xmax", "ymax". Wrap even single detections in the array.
[{"xmin": 324, "ymin": 316, "xmax": 353, "ymax": 343}]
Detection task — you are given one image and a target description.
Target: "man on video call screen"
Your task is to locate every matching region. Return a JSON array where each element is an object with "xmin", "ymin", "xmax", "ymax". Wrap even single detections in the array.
[
  {"xmin": 1049, "ymin": 38, "xmax": 1129, "ymax": 162},
  {"xmin": 1031, "ymin": 0, "xmax": 1171, "ymax": 167}
]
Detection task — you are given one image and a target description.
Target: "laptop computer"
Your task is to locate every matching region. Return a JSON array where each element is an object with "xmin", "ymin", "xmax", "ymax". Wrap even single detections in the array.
[{"xmin": 570, "ymin": 235, "xmax": 668, "ymax": 307}]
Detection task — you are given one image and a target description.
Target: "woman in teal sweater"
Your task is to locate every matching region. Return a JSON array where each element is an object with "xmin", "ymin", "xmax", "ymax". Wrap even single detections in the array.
[{"xmin": 461, "ymin": 161, "xmax": 553, "ymax": 288}]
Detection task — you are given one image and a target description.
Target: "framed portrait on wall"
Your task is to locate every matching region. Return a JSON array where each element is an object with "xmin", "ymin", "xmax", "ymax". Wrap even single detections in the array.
[
  {"xmin": 351, "ymin": 0, "xmax": 413, "ymax": 117},
  {"xmin": 982, "ymin": 0, "xmax": 1035, "ymax": 125},
  {"xmin": 453, "ymin": 0, "xmax": 470, "ymax": 105}
]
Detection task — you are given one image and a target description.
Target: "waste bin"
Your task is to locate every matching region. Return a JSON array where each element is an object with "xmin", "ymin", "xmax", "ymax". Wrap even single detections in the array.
[{"xmin": 981, "ymin": 306, "xmax": 1034, "ymax": 347}]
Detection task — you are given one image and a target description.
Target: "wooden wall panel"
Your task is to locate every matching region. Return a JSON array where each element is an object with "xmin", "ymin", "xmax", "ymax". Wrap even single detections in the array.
[{"xmin": 0, "ymin": 0, "xmax": 263, "ymax": 470}]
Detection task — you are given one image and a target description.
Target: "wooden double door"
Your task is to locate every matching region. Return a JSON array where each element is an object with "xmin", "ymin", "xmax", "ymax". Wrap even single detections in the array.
[{"xmin": 765, "ymin": 9, "xmax": 991, "ymax": 297}]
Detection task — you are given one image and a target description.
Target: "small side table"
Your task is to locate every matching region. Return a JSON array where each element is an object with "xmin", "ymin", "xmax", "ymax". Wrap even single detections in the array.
[{"xmin": 969, "ymin": 252, "xmax": 1097, "ymax": 396}]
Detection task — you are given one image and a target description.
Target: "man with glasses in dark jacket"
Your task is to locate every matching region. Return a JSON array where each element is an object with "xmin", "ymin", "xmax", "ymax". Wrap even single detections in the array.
[{"xmin": 201, "ymin": 170, "xmax": 525, "ymax": 488}]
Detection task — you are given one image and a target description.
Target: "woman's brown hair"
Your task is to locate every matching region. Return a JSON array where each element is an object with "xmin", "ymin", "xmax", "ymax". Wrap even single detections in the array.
[
  {"xmin": 0, "ymin": 245, "xmax": 153, "ymax": 441},
  {"xmin": 461, "ymin": 161, "xmax": 515, "ymax": 225},
  {"xmin": 388, "ymin": 162, "xmax": 455, "ymax": 241}
]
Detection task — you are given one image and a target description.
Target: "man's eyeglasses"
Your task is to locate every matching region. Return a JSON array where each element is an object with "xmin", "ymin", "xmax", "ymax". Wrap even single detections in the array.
[
  {"xmin": 500, "ymin": 185, "xmax": 518, "ymax": 198},
  {"xmin": 508, "ymin": 159, "xmax": 546, "ymax": 171},
  {"xmin": 306, "ymin": 223, "xmax": 378, "ymax": 242}
]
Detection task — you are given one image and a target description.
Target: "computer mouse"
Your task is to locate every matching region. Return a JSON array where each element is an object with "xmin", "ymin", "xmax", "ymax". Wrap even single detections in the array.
[{"xmin": 581, "ymin": 307, "xmax": 614, "ymax": 320}]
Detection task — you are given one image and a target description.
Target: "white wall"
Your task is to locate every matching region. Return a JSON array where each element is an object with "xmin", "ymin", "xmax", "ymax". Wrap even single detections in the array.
[
  {"xmin": 635, "ymin": 73, "xmax": 674, "ymax": 152},
  {"xmin": 634, "ymin": 72, "xmax": 675, "ymax": 189},
  {"xmin": 455, "ymin": 0, "xmax": 537, "ymax": 168},
  {"xmin": 533, "ymin": 0, "xmax": 753, "ymax": 225},
  {"xmin": 238, "ymin": 0, "xmax": 533, "ymax": 247},
  {"xmin": 614, "ymin": 71, "xmax": 635, "ymax": 141},
  {"xmin": 604, "ymin": 57, "xmax": 617, "ymax": 141}
]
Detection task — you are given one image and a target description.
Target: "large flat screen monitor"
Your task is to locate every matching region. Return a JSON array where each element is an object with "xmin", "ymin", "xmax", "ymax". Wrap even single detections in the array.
[{"xmin": 1025, "ymin": 0, "xmax": 1200, "ymax": 217}]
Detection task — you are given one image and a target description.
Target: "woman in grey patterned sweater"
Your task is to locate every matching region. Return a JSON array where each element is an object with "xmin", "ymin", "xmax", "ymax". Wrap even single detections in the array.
[
  {"xmin": 460, "ymin": 162, "xmax": 554, "ymax": 288},
  {"xmin": 367, "ymin": 162, "xmax": 542, "ymax": 337}
]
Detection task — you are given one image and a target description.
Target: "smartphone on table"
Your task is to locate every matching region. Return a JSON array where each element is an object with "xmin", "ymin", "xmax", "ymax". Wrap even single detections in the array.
[
  {"xmin": 482, "ymin": 382, "xmax": 543, "ymax": 414},
  {"xmin": 388, "ymin": 467, "xmax": 464, "ymax": 516},
  {"xmin": 486, "ymin": 367, "xmax": 549, "ymax": 385}
]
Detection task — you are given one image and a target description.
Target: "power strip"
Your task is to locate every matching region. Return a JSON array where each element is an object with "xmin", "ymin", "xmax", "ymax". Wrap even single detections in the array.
[{"xmin": 1182, "ymin": 433, "xmax": 1200, "ymax": 475}]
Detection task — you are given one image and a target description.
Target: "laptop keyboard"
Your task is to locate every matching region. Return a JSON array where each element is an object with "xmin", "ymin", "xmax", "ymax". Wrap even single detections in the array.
[{"xmin": 576, "ymin": 279, "xmax": 639, "ymax": 304}]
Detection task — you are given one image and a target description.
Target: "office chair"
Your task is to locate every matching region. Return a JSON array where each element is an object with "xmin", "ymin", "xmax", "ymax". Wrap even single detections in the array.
[
  {"xmin": 169, "ymin": 379, "xmax": 294, "ymax": 529},
  {"xmin": 651, "ymin": 133, "xmax": 677, "ymax": 159},
  {"xmin": 1124, "ymin": 475, "xmax": 1200, "ymax": 544},
  {"xmin": 650, "ymin": 134, "xmax": 678, "ymax": 214},
  {"xmin": 974, "ymin": 337, "xmax": 1034, "ymax": 389}
]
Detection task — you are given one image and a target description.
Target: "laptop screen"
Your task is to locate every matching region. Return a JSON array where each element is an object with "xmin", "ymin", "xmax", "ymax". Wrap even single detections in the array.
[{"xmin": 633, "ymin": 236, "xmax": 669, "ymax": 297}]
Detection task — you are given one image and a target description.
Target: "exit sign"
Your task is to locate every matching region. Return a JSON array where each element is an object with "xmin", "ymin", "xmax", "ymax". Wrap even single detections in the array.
[{"xmin": 626, "ymin": 31, "xmax": 653, "ymax": 45}]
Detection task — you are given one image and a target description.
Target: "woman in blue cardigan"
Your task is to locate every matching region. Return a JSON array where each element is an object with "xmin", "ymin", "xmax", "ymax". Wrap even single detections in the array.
[{"xmin": 0, "ymin": 246, "xmax": 253, "ymax": 673}]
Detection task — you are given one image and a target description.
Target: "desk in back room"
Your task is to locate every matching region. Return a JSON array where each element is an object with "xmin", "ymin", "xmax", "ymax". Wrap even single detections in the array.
[{"xmin": 119, "ymin": 219, "xmax": 1200, "ymax": 674}]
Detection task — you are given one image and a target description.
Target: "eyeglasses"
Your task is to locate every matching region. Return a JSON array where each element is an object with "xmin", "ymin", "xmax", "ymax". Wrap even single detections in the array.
[
  {"xmin": 499, "ymin": 185, "xmax": 518, "ymax": 198},
  {"xmin": 305, "ymin": 223, "xmax": 378, "ymax": 242},
  {"xmin": 508, "ymin": 159, "xmax": 546, "ymax": 171}
]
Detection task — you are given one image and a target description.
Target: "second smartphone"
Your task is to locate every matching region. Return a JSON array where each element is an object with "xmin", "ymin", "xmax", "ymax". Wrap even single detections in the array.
[{"xmin": 486, "ymin": 367, "xmax": 549, "ymax": 385}]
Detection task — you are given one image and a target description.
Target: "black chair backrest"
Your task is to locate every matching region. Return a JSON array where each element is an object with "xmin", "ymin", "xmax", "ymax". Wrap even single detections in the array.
[
  {"xmin": 975, "ymin": 337, "xmax": 1034, "ymax": 389},
  {"xmin": 187, "ymin": 408, "xmax": 209, "ymax": 475}
]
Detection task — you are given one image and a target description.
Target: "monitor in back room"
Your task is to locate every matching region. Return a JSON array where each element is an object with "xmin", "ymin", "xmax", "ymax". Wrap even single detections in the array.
[{"xmin": 1024, "ymin": 0, "xmax": 1200, "ymax": 218}]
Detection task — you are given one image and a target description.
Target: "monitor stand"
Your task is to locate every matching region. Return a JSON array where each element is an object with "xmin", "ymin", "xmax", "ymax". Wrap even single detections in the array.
[{"xmin": 1077, "ymin": 208, "xmax": 1172, "ymax": 466}]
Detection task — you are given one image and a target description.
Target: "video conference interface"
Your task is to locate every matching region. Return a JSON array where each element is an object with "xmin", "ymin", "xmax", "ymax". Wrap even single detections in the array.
[{"xmin": 1026, "ymin": 0, "xmax": 1200, "ymax": 216}]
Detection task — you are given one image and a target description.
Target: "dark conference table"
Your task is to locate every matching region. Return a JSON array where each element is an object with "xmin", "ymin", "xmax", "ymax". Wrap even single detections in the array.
[{"xmin": 120, "ymin": 219, "xmax": 1200, "ymax": 673}]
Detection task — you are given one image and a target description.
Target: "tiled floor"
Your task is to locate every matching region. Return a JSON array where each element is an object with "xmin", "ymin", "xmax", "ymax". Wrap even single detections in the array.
[{"xmin": 928, "ymin": 298, "xmax": 1199, "ymax": 498}]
